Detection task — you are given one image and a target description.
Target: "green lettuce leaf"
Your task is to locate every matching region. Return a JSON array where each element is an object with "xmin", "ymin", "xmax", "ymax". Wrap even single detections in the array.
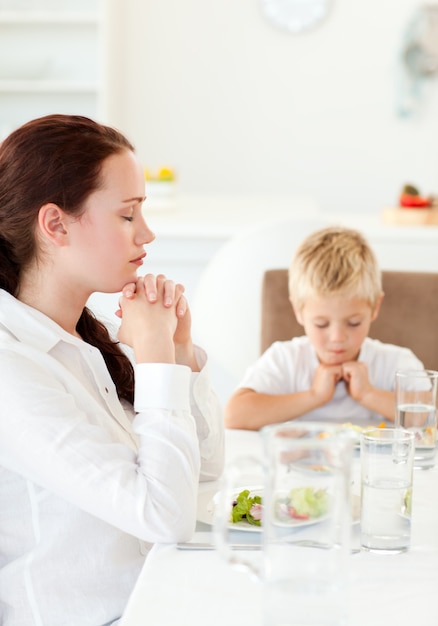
[
  {"xmin": 231, "ymin": 489, "xmax": 262, "ymax": 526},
  {"xmin": 288, "ymin": 487, "xmax": 328, "ymax": 519}
]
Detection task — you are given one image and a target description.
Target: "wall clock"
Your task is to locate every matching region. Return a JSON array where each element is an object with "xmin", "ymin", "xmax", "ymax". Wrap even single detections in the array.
[{"xmin": 260, "ymin": 0, "xmax": 332, "ymax": 34}]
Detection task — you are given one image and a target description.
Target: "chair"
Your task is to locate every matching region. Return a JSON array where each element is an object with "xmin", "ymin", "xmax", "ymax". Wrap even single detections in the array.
[{"xmin": 261, "ymin": 268, "xmax": 438, "ymax": 371}]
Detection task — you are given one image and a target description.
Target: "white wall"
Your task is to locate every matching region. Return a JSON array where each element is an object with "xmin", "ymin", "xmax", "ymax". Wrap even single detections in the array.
[{"xmin": 104, "ymin": 0, "xmax": 438, "ymax": 215}]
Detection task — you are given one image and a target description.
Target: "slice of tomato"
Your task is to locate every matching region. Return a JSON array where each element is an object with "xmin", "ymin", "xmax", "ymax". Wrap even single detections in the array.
[{"xmin": 289, "ymin": 506, "xmax": 309, "ymax": 520}]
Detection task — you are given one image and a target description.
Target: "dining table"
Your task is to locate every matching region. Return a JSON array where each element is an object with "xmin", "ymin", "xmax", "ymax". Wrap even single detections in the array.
[{"xmin": 119, "ymin": 427, "xmax": 438, "ymax": 626}]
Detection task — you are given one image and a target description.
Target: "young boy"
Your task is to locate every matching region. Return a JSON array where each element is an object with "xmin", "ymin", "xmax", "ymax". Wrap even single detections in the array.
[{"xmin": 225, "ymin": 226, "xmax": 423, "ymax": 430}]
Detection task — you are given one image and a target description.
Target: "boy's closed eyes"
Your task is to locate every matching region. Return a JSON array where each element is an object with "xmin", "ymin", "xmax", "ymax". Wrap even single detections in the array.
[{"xmin": 313, "ymin": 319, "xmax": 364, "ymax": 329}]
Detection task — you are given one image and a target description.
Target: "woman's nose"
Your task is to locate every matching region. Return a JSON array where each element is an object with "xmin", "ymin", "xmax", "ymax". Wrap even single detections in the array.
[{"xmin": 136, "ymin": 215, "xmax": 155, "ymax": 245}]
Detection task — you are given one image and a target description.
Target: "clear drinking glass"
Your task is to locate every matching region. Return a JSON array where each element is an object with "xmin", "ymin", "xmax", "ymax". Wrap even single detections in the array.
[
  {"xmin": 395, "ymin": 369, "xmax": 438, "ymax": 470},
  {"xmin": 214, "ymin": 422, "xmax": 354, "ymax": 626},
  {"xmin": 360, "ymin": 427, "xmax": 415, "ymax": 553}
]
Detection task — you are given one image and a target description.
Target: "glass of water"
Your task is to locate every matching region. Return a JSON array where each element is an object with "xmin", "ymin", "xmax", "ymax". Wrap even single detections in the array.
[
  {"xmin": 395, "ymin": 369, "xmax": 438, "ymax": 470},
  {"xmin": 360, "ymin": 427, "xmax": 415, "ymax": 554},
  {"xmin": 215, "ymin": 422, "xmax": 354, "ymax": 626}
]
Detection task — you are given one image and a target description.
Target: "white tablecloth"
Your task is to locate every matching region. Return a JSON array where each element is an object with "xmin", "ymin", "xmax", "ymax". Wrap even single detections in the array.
[{"xmin": 120, "ymin": 429, "xmax": 438, "ymax": 626}]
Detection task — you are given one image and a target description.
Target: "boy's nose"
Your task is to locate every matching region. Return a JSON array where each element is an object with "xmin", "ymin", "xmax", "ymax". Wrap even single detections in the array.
[{"xmin": 329, "ymin": 325, "xmax": 346, "ymax": 342}]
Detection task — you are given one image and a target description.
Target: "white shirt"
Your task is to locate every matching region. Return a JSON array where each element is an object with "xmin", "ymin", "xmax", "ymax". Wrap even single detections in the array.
[
  {"xmin": 238, "ymin": 336, "xmax": 423, "ymax": 426},
  {"xmin": 0, "ymin": 290, "xmax": 224, "ymax": 626}
]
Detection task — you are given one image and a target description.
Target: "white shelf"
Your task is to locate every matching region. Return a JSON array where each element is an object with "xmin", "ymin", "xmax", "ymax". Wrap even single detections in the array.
[
  {"xmin": 0, "ymin": 80, "xmax": 98, "ymax": 93},
  {"xmin": 0, "ymin": 11, "xmax": 97, "ymax": 24},
  {"xmin": 0, "ymin": 0, "xmax": 104, "ymax": 133}
]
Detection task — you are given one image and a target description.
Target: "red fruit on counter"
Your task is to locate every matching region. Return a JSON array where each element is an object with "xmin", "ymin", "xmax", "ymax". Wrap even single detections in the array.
[{"xmin": 399, "ymin": 193, "xmax": 431, "ymax": 208}]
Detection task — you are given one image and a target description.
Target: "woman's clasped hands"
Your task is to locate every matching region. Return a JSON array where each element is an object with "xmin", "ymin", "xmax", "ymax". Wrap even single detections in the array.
[{"xmin": 116, "ymin": 273, "xmax": 198, "ymax": 369}]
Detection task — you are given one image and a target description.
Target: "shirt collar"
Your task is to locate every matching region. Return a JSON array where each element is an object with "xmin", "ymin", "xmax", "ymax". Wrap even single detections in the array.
[{"xmin": 0, "ymin": 289, "xmax": 83, "ymax": 353}]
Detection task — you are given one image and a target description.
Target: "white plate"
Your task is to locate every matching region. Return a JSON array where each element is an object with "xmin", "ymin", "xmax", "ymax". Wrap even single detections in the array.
[{"xmin": 197, "ymin": 488, "xmax": 360, "ymax": 532}]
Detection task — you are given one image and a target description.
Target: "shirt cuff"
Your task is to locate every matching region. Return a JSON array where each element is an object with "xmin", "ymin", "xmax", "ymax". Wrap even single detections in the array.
[{"xmin": 134, "ymin": 363, "xmax": 191, "ymax": 411}]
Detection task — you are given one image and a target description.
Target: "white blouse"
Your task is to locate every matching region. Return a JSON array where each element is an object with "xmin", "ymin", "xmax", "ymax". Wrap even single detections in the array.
[{"xmin": 0, "ymin": 289, "xmax": 224, "ymax": 626}]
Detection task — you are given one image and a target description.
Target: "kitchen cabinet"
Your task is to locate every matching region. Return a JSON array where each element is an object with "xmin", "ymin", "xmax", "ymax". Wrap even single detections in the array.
[{"xmin": 0, "ymin": 0, "xmax": 105, "ymax": 138}]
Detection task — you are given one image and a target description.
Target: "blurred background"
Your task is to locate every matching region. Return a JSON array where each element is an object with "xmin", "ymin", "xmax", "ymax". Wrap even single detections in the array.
[
  {"xmin": 1, "ymin": 0, "xmax": 437, "ymax": 215},
  {"xmin": 107, "ymin": 0, "xmax": 438, "ymax": 214}
]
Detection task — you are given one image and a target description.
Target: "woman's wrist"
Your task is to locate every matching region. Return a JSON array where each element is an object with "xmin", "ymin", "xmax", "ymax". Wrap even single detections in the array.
[
  {"xmin": 134, "ymin": 336, "xmax": 176, "ymax": 364},
  {"xmin": 175, "ymin": 340, "xmax": 199, "ymax": 371}
]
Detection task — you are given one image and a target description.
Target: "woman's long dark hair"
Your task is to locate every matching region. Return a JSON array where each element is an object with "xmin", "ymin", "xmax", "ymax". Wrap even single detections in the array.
[{"xmin": 0, "ymin": 114, "xmax": 135, "ymax": 404}]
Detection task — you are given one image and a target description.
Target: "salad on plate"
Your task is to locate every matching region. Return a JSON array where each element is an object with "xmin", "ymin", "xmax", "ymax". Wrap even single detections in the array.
[{"xmin": 230, "ymin": 486, "xmax": 329, "ymax": 528}]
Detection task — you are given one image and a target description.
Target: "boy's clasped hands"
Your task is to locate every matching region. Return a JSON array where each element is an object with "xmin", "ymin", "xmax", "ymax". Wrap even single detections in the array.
[{"xmin": 312, "ymin": 360, "xmax": 372, "ymax": 406}]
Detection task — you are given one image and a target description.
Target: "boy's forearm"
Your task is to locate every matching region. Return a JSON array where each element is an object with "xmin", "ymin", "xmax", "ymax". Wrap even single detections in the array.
[
  {"xmin": 357, "ymin": 388, "xmax": 396, "ymax": 422},
  {"xmin": 224, "ymin": 388, "xmax": 327, "ymax": 430}
]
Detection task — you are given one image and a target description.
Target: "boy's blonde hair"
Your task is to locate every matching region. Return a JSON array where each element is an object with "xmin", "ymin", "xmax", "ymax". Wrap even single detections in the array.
[{"xmin": 288, "ymin": 226, "xmax": 382, "ymax": 311}]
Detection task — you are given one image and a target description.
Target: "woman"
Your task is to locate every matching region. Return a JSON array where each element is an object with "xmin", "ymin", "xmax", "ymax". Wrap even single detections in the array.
[{"xmin": 0, "ymin": 114, "xmax": 224, "ymax": 625}]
